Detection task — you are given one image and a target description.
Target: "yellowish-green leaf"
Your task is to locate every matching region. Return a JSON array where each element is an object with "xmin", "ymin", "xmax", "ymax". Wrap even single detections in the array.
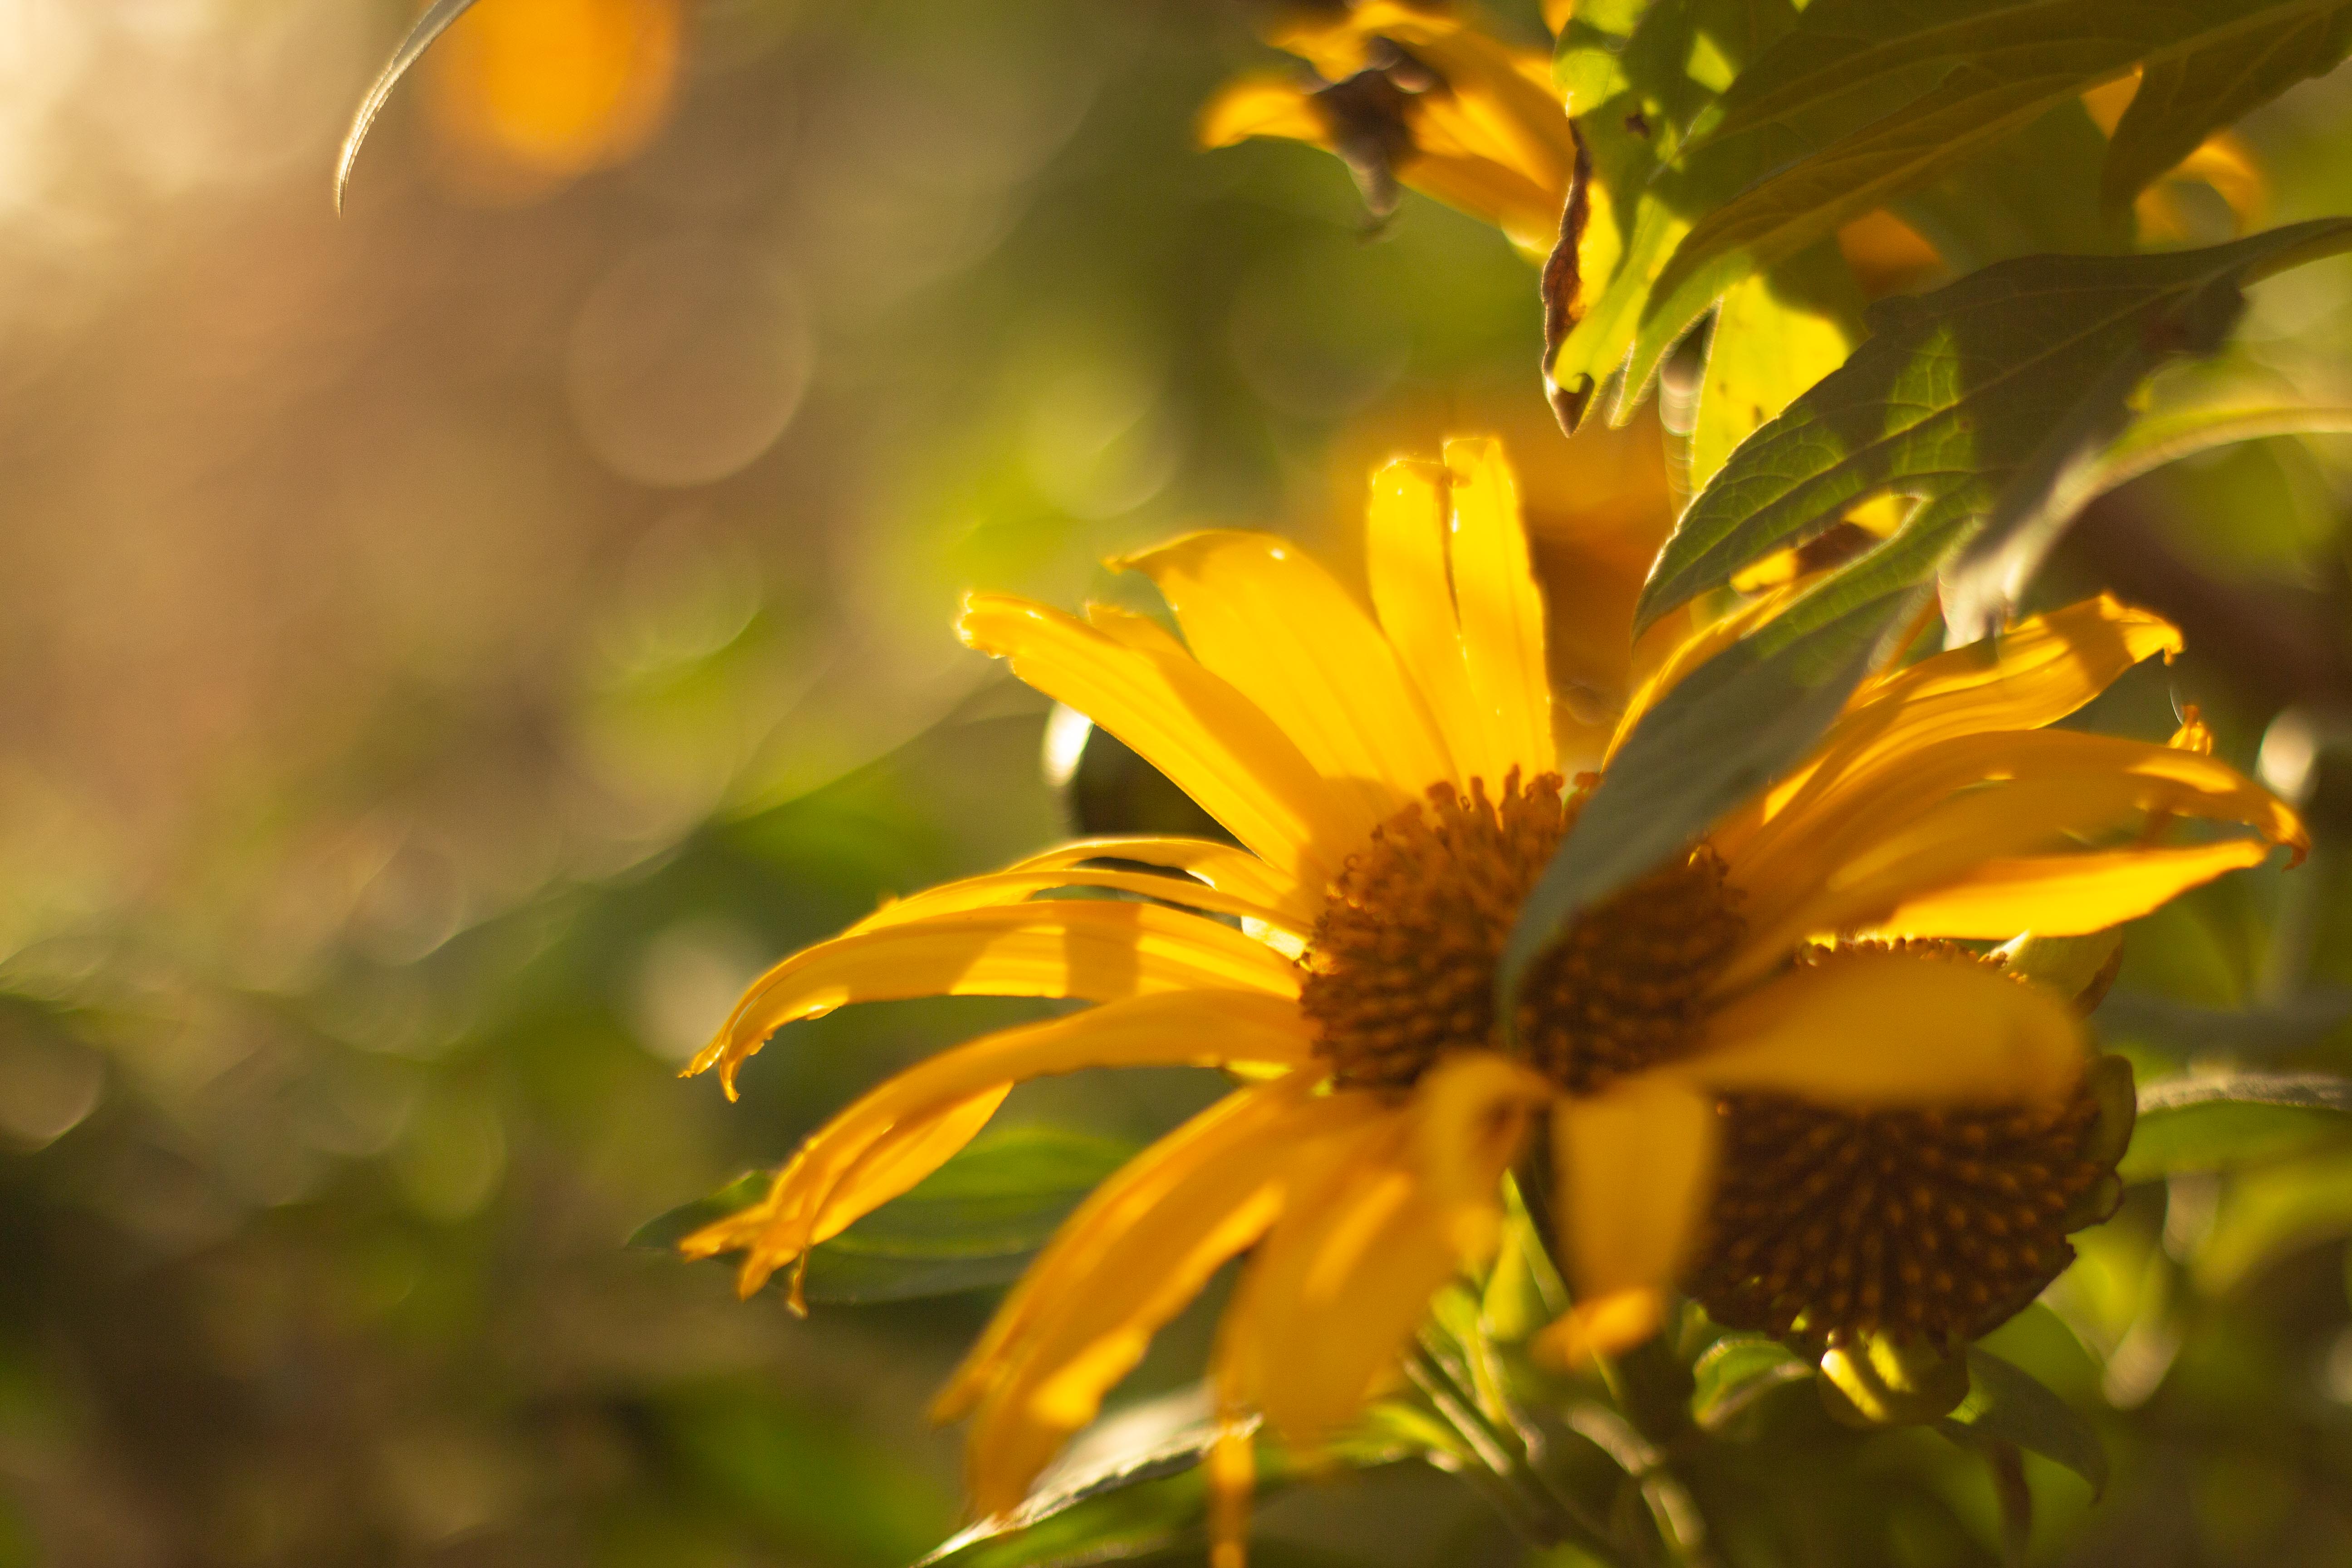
[
  {"xmin": 1626, "ymin": 0, "xmax": 2352, "ymax": 395},
  {"xmin": 1689, "ymin": 240, "xmax": 1863, "ymax": 492}
]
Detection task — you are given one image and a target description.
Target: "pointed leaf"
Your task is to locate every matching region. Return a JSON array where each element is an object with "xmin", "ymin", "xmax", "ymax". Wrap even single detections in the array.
[
  {"xmin": 1627, "ymin": 0, "xmax": 2352, "ymax": 390},
  {"xmin": 336, "ymin": 0, "xmax": 485, "ymax": 211},
  {"xmin": 1636, "ymin": 220, "xmax": 2352, "ymax": 639},
  {"xmin": 1939, "ymin": 1349, "xmax": 2107, "ymax": 1499},
  {"xmin": 2102, "ymin": 5, "xmax": 2352, "ymax": 218},
  {"xmin": 2119, "ymin": 1072, "xmax": 2352, "ymax": 1181},
  {"xmin": 632, "ymin": 1127, "xmax": 1136, "ymax": 1304},
  {"xmin": 1500, "ymin": 572, "xmax": 1925, "ymax": 1002}
]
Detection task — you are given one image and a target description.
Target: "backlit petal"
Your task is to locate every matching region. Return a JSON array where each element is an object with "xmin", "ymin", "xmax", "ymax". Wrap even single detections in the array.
[
  {"xmin": 1366, "ymin": 458, "xmax": 1491, "ymax": 782},
  {"xmin": 1688, "ymin": 950, "xmax": 2085, "ymax": 1107},
  {"xmin": 1871, "ymin": 840, "xmax": 2275, "ymax": 940},
  {"xmin": 946, "ymin": 1077, "xmax": 1378, "ymax": 1515},
  {"xmin": 1729, "ymin": 596, "xmax": 2180, "ymax": 868},
  {"xmin": 1726, "ymin": 730, "xmax": 2305, "ymax": 978},
  {"xmin": 1446, "ymin": 439, "xmax": 1555, "ymax": 781},
  {"xmin": 1118, "ymin": 530, "xmax": 1453, "ymax": 806},
  {"xmin": 685, "ymin": 991, "xmax": 1316, "ymax": 1298},
  {"xmin": 1550, "ymin": 1080, "xmax": 1717, "ymax": 1309},
  {"xmin": 696, "ymin": 901, "xmax": 1301, "ymax": 1095},
  {"xmin": 1009, "ymin": 835, "xmax": 1314, "ymax": 926},
  {"xmin": 961, "ymin": 593, "xmax": 1376, "ymax": 889}
]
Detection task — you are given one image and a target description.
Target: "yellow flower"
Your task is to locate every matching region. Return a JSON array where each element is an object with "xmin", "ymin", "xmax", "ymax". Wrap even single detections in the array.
[
  {"xmin": 677, "ymin": 439, "xmax": 2301, "ymax": 1552},
  {"xmin": 1200, "ymin": 2, "xmax": 1578, "ymax": 258}
]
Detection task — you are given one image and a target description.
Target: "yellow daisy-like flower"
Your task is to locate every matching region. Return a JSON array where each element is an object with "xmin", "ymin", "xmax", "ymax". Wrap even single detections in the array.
[
  {"xmin": 678, "ymin": 439, "xmax": 2302, "ymax": 1549},
  {"xmin": 1200, "ymin": 2, "xmax": 1578, "ymax": 258}
]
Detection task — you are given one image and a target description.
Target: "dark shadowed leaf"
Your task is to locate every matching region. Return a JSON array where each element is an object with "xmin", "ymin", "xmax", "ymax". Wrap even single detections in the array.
[
  {"xmin": 1939, "ymin": 1349, "xmax": 2107, "ymax": 1499},
  {"xmin": 1499, "ymin": 571, "xmax": 1926, "ymax": 1002},
  {"xmin": 2119, "ymin": 1072, "xmax": 2352, "ymax": 1181},
  {"xmin": 2102, "ymin": 5, "xmax": 2352, "ymax": 219},
  {"xmin": 1635, "ymin": 221, "xmax": 2352, "ymax": 640},
  {"xmin": 630, "ymin": 1126, "xmax": 1135, "ymax": 1303},
  {"xmin": 1690, "ymin": 1336, "xmax": 1813, "ymax": 1432},
  {"xmin": 336, "ymin": 0, "xmax": 485, "ymax": 211},
  {"xmin": 2098, "ymin": 987, "xmax": 2352, "ymax": 1058}
]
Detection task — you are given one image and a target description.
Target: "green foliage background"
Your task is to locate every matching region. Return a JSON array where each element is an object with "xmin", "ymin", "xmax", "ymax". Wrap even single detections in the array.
[{"xmin": 7, "ymin": 1, "xmax": 2352, "ymax": 1564}]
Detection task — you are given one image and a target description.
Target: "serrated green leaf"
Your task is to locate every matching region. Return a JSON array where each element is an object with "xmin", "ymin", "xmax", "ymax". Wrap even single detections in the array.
[
  {"xmin": 2102, "ymin": 4, "xmax": 2352, "ymax": 219},
  {"xmin": 2119, "ymin": 1072, "xmax": 2352, "ymax": 1181},
  {"xmin": 1627, "ymin": 0, "xmax": 2352, "ymax": 394},
  {"xmin": 1636, "ymin": 221, "xmax": 2352, "ymax": 638},
  {"xmin": 1939, "ymin": 1349, "xmax": 2107, "ymax": 1499},
  {"xmin": 1499, "ymin": 573, "xmax": 1924, "ymax": 1002},
  {"xmin": 1690, "ymin": 1337, "xmax": 1812, "ymax": 1432},
  {"xmin": 1891, "ymin": 97, "xmax": 2125, "ymax": 274},
  {"xmin": 336, "ymin": 0, "xmax": 486, "ymax": 211},
  {"xmin": 631, "ymin": 1126, "xmax": 1135, "ymax": 1304}
]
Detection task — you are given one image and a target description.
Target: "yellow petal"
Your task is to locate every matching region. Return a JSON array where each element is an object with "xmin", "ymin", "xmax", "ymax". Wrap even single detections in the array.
[
  {"xmin": 1366, "ymin": 458, "xmax": 1493, "ymax": 783},
  {"xmin": 1084, "ymin": 602, "xmax": 1193, "ymax": 660},
  {"xmin": 692, "ymin": 991, "xmax": 1317, "ymax": 1297},
  {"xmin": 1445, "ymin": 438, "xmax": 1555, "ymax": 781},
  {"xmin": 1729, "ymin": 596, "xmax": 2180, "ymax": 867},
  {"xmin": 961, "ymin": 593, "xmax": 1376, "ymax": 889},
  {"xmin": 1221, "ymin": 1052, "xmax": 1540, "ymax": 1447},
  {"xmin": 1872, "ymin": 839, "xmax": 2274, "ymax": 940},
  {"xmin": 1608, "ymin": 583, "xmax": 1798, "ymax": 766},
  {"xmin": 951, "ymin": 1079, "xmax": 1378, "ymax": 1514},
  {"xmin": 1408, "ymin": 1050, "xmax": 1551, "ymax": 1258},
  {"xmin": 1207, "ymin": 1417, "xmax": 1254, "ymax": 1568},
  {"xmin": 1228, "ymin": 1116, "xmax": 1451, "ymax": 1448},
  {"xmin": 1007, "ymin": 835, "xmax": 1316, "ymax": 926},
  {"xmin": 697, "ymin": 900, "xmax": 1301, "ymax": 1095},
  {"xmin": 1534, "ymin": 1289, "xmax": 1667, "ymax": 1368},
  {"xmin": 1688, "ymin": 950, "xmax": 2085, "ymax": 1107},
  {"xmin": 1198, "ymin": 76, "xmax": 1327, "ymax": 151},
  {"xmin": 1726, "ymin": 729, "xmax": 2305, "ymax": 976},
  {"xmin": 1118, "ymin": 530, "xmax": 1454, "ymax": 806},
  {"xmin": 847, "ymin": 866, "xmax": 1306, "ymax": 942},
  {"xmin": 1549, "ymin": 1080, "xmax": 1717, "ymax": 1308}
]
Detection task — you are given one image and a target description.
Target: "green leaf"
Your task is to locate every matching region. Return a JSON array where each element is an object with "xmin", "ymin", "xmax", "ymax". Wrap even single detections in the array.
[
  {"xmin": 1635, "ymin": 220, "xmax": 2352, "ymax": 639},
  {"xmin": 1627, "ymin": 0, "xmax": 2352, "ymax": 394},
  {"xmin": 1499, "ymin": 571, "xmax": 1925, "ymax": 1003},
  {"xmin": 1938, "ymin": 1349, "xmax": 2107, "ymax": 1499},
  {"xmin": 2102, "ymin": 4, "xmax": 2352, "ymax": 219},
  {"xmin": 1544, "ymin": 0, "xmax": 1819, "ymax": 428},
  {"xmin": 2119, "ymin": 1072, "xmax": 2352, "ymax": 1181},
  {"xmin": 1688, "ymin": 240, "xmax": 1863, "ymax": 492},
  {"xmin": 1690, "ymin": 1336, "xmax": 1812, "ymax": 1432},
  {"xmin": 631, "ymin": 1126, "xmax": 1136, "ymax": 1304},
  {"xmin": 336, "ymin": 0, "xmax": 485, "ymax": 211}
]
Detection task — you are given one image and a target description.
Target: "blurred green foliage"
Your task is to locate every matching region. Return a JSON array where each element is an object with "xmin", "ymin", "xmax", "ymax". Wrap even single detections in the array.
[{"xmin": 8, "ymin": 0, "xmax": 2352, "ymax": 1564}]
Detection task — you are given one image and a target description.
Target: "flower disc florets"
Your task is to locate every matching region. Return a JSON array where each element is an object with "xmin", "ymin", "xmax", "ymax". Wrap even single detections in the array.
[
  {"xmin": 1300, "ymin": 770, "xmax": 1744, "ymax": 1094},
  {"xmin": 1687, "ymin": 942, "xmax": 2118, "ymax": 1348}
]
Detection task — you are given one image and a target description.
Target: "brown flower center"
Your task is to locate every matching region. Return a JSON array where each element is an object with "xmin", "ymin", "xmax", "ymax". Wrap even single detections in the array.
[
  {"xmin": 1686, "ymin": 942, "xmax": 2110, "ymax": 1348},
  {"xmin": 1299, "ymin": 771, "xmax": 1744, "ymax": 1095}
]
